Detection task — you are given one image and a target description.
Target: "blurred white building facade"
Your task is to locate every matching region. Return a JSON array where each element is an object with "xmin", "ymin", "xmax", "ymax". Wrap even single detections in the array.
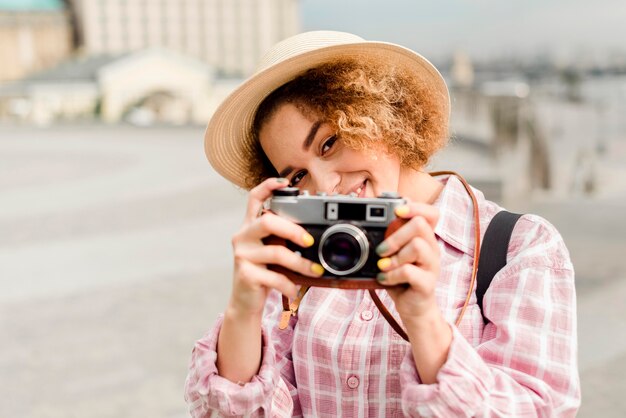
[
  {"xmin": 0, "ymin": 2, "xmax": 73, "ymax": 82},
  {"xmin": 72, "ymin": 0, "xmax": 299, "ymax": 76}
]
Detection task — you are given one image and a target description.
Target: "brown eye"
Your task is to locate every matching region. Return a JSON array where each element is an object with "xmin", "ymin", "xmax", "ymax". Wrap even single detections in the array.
[
  {"xmin": 321, "ymin": 135, "xmax": 337, "ymax": 155},
  {"xmin": 290, "ymin": 170, "xmax": 307, "ymax": 186}
]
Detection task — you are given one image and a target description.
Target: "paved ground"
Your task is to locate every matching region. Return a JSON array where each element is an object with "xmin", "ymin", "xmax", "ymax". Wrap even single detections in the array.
[{"xmin": 0, "ymin": 124, "xmax": 625, "ymax": 417}]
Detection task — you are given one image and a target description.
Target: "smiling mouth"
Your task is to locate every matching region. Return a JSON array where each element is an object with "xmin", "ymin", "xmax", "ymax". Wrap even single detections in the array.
[{"xmin": 355, "ymin": 180, "xmax": 367, "ymax": 198}]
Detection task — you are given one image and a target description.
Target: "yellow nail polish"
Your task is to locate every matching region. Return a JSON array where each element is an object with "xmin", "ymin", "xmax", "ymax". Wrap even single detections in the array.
[
  {"xmin": 377, "ymin": 257, "xmax": 392, "ymax": 271},
  {"xmin": 394, "ymin": 205, "xmax": 410, "ymax": 217},
  {"xmin": 311, "ymin": 263, "xmax": 324, "ymax": 276},
  {"xmin": 302, "ymin": 233, "xmax": 315, "ymax": 247}
]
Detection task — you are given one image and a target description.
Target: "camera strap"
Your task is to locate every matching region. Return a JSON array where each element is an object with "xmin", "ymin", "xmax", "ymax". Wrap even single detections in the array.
[
  {"xmin": 475, "ymin": 210, "xmax": 522, "ymax": 324},
  {"xmin": 277, "ymin": 171, "xmax": 482, "ymax": 342},
  {"xmin": 279, "ymin": 285, "xmax": 310, "ymax": 330}
]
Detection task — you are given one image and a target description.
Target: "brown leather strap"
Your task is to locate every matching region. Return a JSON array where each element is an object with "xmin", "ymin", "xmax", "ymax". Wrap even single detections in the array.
[
  {"xmin": 279, "ymin": 286, "xmax": 310, "ymax": 329},
  {"xmin": 270, "ymin": 265, "xmax": 390, "ymax": 289},
  {"xmin": 280, "ymin": 284, "xmax": 410, "ymax": 342},
  {"xmin": 430, "ymin": 171, "xmax": 481, "ymax": 328},
  {"xmin": 369, "ymin": 289, "xmax": 409, "ymax": 341}
]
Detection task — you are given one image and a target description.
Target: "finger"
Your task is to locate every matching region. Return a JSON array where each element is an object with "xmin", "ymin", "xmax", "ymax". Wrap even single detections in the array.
[
  {"xmin": 377, "ymin": 215, "xmax": 438, "ymax": 258},
  {"xmin": 237, "ymin": 259, "xmax": 298, "ymax": 299},
  {"xmin": 394, "ymin": 202, "xmax": 439, "ymax": 228},
  {"xmin": 244, "ymin": 177, "xmax": 290, "ymax": 221},
  {"xmin": 377, "ymin": 236, "xmax": 435, "ymax": 272},
  {"xmin": 376, "ymin": 263, "xmax": 433, "ymax": 293},
  {"xmin": 237, "ymin": 245, "xmax": 324, "ymax": 278},
  {"xmin": 247, "ymin": 212, "xmax": 315, "ymax": 248}
]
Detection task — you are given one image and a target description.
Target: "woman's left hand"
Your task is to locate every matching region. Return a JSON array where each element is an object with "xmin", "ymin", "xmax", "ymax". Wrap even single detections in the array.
[{"xmin": 375, "ymin": 202, "xmax": 441, "ymax": 322}]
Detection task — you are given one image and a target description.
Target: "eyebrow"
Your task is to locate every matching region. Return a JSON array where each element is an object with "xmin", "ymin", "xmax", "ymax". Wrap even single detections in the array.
[
  {"xmin": 303, "ymin": 120, "xmax": 322, "ymax": 151},
  {"xmin": 277, "ymin": 120, "xmax": 323, "ymax": 179},
  {"xmin": 278, "ymin": 165, "xmax": 293, "ymax": 178}
]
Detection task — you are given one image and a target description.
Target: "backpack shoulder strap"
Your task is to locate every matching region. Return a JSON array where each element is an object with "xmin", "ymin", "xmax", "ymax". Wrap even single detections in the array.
[{"xmin": 476, "ymin": 210, "xmax": 523, "ymax": 324}]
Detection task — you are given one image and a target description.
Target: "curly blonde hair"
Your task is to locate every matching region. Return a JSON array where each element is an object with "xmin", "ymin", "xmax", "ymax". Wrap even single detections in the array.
[{"xmin": 245, "ymin": 59, "xmax": 448, "ymax": 189}]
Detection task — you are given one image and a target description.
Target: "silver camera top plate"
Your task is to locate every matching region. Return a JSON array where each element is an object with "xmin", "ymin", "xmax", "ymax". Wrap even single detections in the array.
[{"xmin": 269, "ymin": 189, "xmax": 407, "ymax": 227}]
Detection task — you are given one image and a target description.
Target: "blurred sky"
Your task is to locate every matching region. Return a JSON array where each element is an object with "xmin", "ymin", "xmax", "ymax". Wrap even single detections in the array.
[
  {"xmin": 0, "ymin": 0, "xmax": 63, "ymax": 11},
  {"xmin": 300, "ymin": 0, "xmax": 625, "ymax": 62}
]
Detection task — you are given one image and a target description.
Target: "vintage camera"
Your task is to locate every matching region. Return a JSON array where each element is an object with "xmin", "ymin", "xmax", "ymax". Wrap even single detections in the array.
[{"xmin": 267, "ymin": 187, "xmax": 407, "ymax": 279}]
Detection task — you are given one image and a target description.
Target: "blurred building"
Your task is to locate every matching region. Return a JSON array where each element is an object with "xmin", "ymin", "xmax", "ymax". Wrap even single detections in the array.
[
  {"xmin": 0, "ymin": 48, "xmax": 229, "ymax": 125},
  {"xmin": 0, "ymin": 0, "xmax": 73, "ymax": 82},
  {"xmin": 69, "ymin": 0, "xmax": 299, "ymax": 76},
  {"xmin": 450, "ymin": 51, "xmax": 475, "ymax": 89},
  {"xmin": 0, "ymin": 0, "xmax": 301, "ymax": 125}
]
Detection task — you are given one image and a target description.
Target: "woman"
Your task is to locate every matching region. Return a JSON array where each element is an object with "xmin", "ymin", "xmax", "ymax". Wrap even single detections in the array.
[{"xmin": 185, "ymin": 31, "xmax": 580, "ymax": 417}]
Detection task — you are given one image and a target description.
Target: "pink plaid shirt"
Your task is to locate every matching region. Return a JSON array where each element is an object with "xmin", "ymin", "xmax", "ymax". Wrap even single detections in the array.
[{"xmin": 185, "ymin": 175, "xmax": 580, "ymax": 417}]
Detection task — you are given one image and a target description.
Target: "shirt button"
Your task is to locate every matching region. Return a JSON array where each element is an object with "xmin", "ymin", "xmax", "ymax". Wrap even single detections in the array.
[
  {"xmin": 360, "ymin": 310, "xmax": 373, "ymax": 321},
  {"xmin": 347, "ymin": 375, "xmax": 360, "ymax": 389}
]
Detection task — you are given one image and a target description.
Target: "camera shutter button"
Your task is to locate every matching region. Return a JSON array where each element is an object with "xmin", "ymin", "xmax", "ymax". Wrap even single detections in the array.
[
  {"xmin": 360, "ymin": 310, "xmax": 373, "ymax": 321},
  {"xmin": 273, "ymin": 187, "xmax": 299, "ymax": 196}
]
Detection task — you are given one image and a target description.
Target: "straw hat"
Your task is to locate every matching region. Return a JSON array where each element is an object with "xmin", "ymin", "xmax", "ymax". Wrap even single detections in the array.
[{"xmin": 204, "ymin": 30, "xmax": 450, "ymax": 188}]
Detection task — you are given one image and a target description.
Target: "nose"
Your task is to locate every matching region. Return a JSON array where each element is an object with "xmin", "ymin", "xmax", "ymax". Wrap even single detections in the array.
[{"xmin": 307, "ymin": 163, "xmax": 340, "ymax": 194}]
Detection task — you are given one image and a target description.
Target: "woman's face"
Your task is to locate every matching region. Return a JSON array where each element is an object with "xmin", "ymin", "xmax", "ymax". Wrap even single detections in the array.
[{"xmin": 259, "ymin": 103, "xmax": 404, "ymax": 197}]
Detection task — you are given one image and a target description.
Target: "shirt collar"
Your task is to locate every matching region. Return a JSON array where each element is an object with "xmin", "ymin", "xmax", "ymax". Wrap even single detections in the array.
[{"xmin": 432, "ymin": 174, "xmax": 484, "ymax": 256}]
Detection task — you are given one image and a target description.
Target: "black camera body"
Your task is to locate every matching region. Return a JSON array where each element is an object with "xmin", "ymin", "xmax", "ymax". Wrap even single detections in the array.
[{"xmin": 268, "ymin": 187, "xmax": 407, "ymax": 279}]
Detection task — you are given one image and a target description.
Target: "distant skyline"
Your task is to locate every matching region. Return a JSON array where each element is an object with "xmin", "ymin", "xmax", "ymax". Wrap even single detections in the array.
[{"xmin": 300, "ymin": 0, "xmax": 625, "ymax": 63}]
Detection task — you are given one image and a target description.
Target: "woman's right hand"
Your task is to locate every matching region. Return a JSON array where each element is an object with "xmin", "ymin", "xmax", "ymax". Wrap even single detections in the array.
[{"xmin": 227, "ymin": 177, "xmax": 324, "ymax": 318}]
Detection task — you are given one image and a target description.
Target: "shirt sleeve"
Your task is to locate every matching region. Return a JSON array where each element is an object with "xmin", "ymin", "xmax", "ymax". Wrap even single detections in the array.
[
  {"xmin": 399, "ymin": 215, "xmax": 581, "ymax": 417},
  {"xmin": 184, "ymin": 290, "xmax": 301, "ymax": 417}
]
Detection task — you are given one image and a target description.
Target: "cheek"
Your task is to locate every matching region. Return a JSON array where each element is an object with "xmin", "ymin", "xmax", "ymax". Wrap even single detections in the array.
[
  {"xmin": 373, "ymin": 160, "xmax": 403, "ymax": 191},
  {"xmin": 342, "ymin": 147, "xmax": 380, "ymax": 168},
  {"xmin": 362, "ymin": 146, "xmax": 399, "ymax": 168}
]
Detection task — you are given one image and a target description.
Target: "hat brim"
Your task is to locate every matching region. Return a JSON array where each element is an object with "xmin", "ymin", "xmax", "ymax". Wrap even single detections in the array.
[{"xmin": 204, "ymin": 41, "xmax": 450, "ymax": 189}]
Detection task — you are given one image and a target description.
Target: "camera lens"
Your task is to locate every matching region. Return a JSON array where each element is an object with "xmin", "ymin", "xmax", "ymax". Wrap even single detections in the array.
[
  {"xmin": 322, "ymin": 233, "xmax": 359, "ymax": 270},
  {"xmin": 318, "ymin": 224, "xmax": 368, "ymax": 276}
]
